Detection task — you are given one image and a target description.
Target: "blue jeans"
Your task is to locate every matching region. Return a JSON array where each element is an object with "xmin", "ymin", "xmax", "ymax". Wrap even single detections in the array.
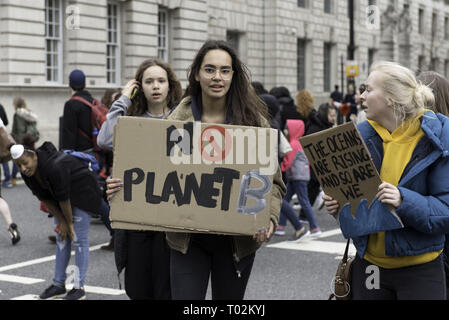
[
  {"xmin": 2, "ymin": 161, "xmax": 18, "ymax": 181},
  {"xmin": 53, "ymin": 207, "xmax": 91, "ymax": 288},
  {"xmin": 279, "ymin": 180, "xmax": 318, "ymax": 230}
]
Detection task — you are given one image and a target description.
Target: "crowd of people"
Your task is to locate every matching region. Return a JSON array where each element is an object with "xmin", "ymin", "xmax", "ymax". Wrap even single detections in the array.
[{"xmin": 1, "ymin": 38, "xmax": 449, "ymax": 301}]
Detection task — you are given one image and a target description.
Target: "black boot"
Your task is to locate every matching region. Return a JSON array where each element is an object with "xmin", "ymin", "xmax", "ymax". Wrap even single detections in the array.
[
  {"xmin": 8, "ymin": 223, "xmax": 20, "ymax": 245},
  {"xmin": 101, "ymin": 237, "xmax": 114, "ymax": 251}
]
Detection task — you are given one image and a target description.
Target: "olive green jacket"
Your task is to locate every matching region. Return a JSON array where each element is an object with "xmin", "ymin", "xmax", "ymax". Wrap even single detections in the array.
[{"xmin": 165, "ymin": 96, "xmax": 286, "ymax": 259}]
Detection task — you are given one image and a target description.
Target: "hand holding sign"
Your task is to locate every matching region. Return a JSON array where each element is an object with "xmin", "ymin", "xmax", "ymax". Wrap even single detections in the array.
[{"xmin": 299, "ymin": 122, "xmax": 382, "ymax": 217}]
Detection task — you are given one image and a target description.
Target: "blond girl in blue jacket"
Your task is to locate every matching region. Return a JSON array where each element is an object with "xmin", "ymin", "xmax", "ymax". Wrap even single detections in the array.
[{"xmin": 324, "ymin": 61, "xmax": 449, "ymax": 300}]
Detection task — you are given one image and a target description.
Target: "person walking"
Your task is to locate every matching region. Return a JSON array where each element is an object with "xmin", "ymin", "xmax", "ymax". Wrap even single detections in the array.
[
  {"xmin": 330, "ymin": 85, "xmax": 343, "ymax": 103},
  {"xmin": 277, "ymin": 119, "xmax": 320, "ymax": 238},
  {"xmin": 0, "ymin": 117, "xmax": 20, "ymax": 245},
  {"xmin": 12, "ymin": 141, "xmax": 109, "ymax": 300},
  {"xmin": 9, "ymin": 97, "xmax": 39, "ymax": 186},
  {"xmin": 270, "ymin": 86, "xmax": 302, "ymax": 131},
  {"xmin": 416, "ymin": 71, "xmax": 449, "ymax": 299},
  {"xmin": 323, "ymin": 61, "xmax": 449, "ymax": 300},
  {"xmin": 61, "ymin": 70, "xmax": 113, "ymax": 248},
  {"xmin": 99, "ymin": 58, "xmax": 182, "ymax": 300},
  {"xmin": 296, "ymin": 90, "xmax": 314, "ymax": 132}
]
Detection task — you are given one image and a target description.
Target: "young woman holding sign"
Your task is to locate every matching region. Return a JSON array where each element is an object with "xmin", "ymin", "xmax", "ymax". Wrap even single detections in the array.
[
  {"xmin": 323, "ymin": 61, "xmax": 449, "ymax": 300},
  {"xmin": 99, "ymin": 59, "xmax": 182, "ymax": 300},
  {"xmin": 161, "ymin": 40, "xmax": 285, "ymax": 300}
]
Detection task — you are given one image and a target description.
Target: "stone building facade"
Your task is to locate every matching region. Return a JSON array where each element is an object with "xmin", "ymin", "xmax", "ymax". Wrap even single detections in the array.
[{"xmin": 1, "ymin": 0, "xmax": 449, "ymax": 145}]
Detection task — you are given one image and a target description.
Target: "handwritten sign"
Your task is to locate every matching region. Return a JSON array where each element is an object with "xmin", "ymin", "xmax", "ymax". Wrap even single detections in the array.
[
  {"xmin": 299, "ymin": 122, "xmax": 382, "ymax": 216},
  {"xmin": 110, "ymin": 117, "xmax": 279, "ymax": 236}
]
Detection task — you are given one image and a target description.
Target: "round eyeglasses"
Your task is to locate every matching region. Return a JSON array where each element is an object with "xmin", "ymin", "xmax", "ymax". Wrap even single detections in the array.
[{"xmin": 201, "ymin": 66, "xmax": 234, "ymax": 80}]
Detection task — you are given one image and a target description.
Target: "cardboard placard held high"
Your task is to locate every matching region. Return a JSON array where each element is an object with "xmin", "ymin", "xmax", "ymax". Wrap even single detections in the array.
[{"xmin": 110, "ymin": 117, "xmax": 279, "ymax": 236}]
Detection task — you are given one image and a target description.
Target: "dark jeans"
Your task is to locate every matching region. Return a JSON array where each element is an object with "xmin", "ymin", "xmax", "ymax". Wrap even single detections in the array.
[
  {"xmin": 279, "ymin": 199, "xmax": 303, "ymax": 231},
  {"xmin": 98, "ymin": 199, "xmax": 113, "ymax": 237},
  {"xmin": 170, "ymin": 234, "xmax": 255, "ymax": 300},
  {"xmin": 351, "ymin": 254, "xmax": 447, "ymax": 300},
  {"xmin": 307, "ymin": 170, "xmax": 321, "ymax": 206},
  {"xmin": 124, "ymin": 231, "xmax": 171, "ymax": 300},
  {"xmin": 280, "ymin": 180, "xmax": 318, "ymax": 230}
]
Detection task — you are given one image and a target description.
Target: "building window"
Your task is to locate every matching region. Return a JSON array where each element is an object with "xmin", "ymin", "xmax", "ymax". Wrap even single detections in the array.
[
  {"xmin": 323, "ymin": 43, "xmax": 332, "ymax": 92},
  {"xmin": 324, "ymin": 0, "xmax": 332, "ymax": 14},
  {"xmin": 158, "ymin": 8, "xmax": 169, "ymax": 62},
  {"xmin": 368, "ymin": 0, "xmax": 376, "ymax": 6},
  {"xmin": 432, "ymin": 12, "xmax": 438, "ymax": 37},
  {"xmin": 418, "ymin": 55, "xmax": 426, "ymax": 72},
  {"xmin": 431, "ymin": 58, "xmax": 438, "ymax": 71},
  {"xmin": 45, "ymin": 0, "xmax": 62, "ymax": 83},
  {"xmin": 297, "ymin": 39, "xmax": 306, "ymax": 91},
  {"xmin": 298, "ymin": 0, "xmax": 308, "ymax": 8},
  {"xmin": 418, "ymin": 8, "xmax": 425, "ymax": 34},
  {"xmin": 107, "ymin": 2, "xmax": 120, "ymax": 85},
  {"xmin": 445, "ymin": 60, "xmax": 449, "ymax": 78},
  {"xmin": 226, "ymin": 31, "xmax": 240, "ymax": 53},
  {"xmin": 368, "ymin": 49, "xmax": 376, "ymax": 71},
  {"xmin": 445, "ymin": 16, "xmax": 449, "ymax": 40}
]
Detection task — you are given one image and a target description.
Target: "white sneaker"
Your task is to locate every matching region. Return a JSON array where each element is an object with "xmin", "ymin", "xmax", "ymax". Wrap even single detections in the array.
[
  {"xmin": 274, "ymin": 227, "xmax": 286, "ymax": 236},
  {"xmin": 309, "ymin": 228, "xmax": 322, "ymax": 237}
]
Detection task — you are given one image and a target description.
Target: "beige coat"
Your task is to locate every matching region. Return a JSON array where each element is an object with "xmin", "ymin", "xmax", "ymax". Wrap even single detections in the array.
[{"xmin": 165, "ymin": 96, "xmax": 286, "ymax": 259}]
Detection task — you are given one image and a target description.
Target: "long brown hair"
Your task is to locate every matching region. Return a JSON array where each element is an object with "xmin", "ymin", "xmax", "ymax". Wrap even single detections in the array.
[
  {"xmin": 127, "ymin": 59, "xmax": 182, "ymax": 116},
  {"xmin": 417, "ymin": 71, "xmax": 449, "ymax": 116},
  {"xmin": 184, "ymin": 40, "xmax": 268, "ymax": 126}
]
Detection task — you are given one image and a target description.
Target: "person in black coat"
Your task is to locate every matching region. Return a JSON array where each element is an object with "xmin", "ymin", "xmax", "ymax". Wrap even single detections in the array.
[
  {"xmin": 12, "ymin": 141, "xmax": 109, "ymax": 300},
  {"xmin": 270, "ymin": 86, "xmax": 303, "ymax": 131},
  {"xmin": 330, "ymin": 85, "xmax": 343, "ymax": 103},
  {"xmin": 305, "ymin": 103, "xmax": 337, "ymax": 207},
  {"xmin": 252, "ymin": 82, "xmax": 281, "ymax": 130},
  {"xmin": 61, "ymin": 69, "xmax": 94, "ymax": 152},
  {"xmin": 342, "ymin": 83, "xmax": 358, "ymax": 122}
]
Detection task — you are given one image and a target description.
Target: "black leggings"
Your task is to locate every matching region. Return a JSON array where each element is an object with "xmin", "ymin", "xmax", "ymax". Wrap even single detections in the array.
[
  {"xmin": 170, "ymin": 234, "xmax": 255, "ymax": 300},
  {"xmin": 124, "ymin": 231, "xmax": 171, "ymax": 300},
  {"xmin": 351, "ymin": 254, "xmax": 447, "ymax": 300}
]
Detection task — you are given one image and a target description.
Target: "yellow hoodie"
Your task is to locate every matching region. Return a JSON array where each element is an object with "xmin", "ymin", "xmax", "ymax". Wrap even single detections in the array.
[{"xmin": 363, "ymin": 113, "xmax": 441, "ymax": 268}]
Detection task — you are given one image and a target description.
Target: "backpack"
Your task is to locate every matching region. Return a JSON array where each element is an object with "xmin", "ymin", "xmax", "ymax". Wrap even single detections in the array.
[
  {"xmin": 63, "ymin": 149, "xmax": 100, "ymax": 173},
  {"xmin": 70, "ymin": 96, "xmax": 109, "ymax": 153},
  {"xmin": 25, "ymin": 121, "xmax": 40, "ymax": 142}
]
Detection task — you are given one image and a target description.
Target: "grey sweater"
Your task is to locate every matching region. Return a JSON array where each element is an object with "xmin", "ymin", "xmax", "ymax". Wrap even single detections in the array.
[{"xmin": 97, "ymin": 95, "xmax": 165, "ymax": 150}]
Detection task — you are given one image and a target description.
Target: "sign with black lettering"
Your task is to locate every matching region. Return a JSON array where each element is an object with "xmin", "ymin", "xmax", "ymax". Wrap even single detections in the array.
[
  {"xmin": 299, "ymin": 121, "xmax": 382, "ymax": 216},
  {"xmin": 109, "ymin": 117, "xmax": 279, "ymax": 236}
]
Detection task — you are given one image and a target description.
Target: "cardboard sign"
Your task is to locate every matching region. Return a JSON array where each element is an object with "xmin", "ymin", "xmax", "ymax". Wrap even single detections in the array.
[
  {"xmin": 299, "ymin": 121, "xmax": 382, "ymax": 216},
  {"xmin": 110, "ymin": 117, "xmax": 279, "ymax": 236}
]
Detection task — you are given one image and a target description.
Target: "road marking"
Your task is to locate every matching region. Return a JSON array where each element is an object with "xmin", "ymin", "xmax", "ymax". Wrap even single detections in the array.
[
  {"xmin": 267, "ymin": 238, "xmax": 357, "ymax": 256},
  {"xmin": 309, "ymin": 228, "xmax": 344, "ymax": 239},
  {"xmin": 0, "ymin": 242, "xmax": 109, "ymax": 273},
  {"xmin": 67, "ymin": 284, "xmax": 125, "ymax": 296},
  {"xmin": 267, "ymin": 228, "xmax": 356, "ymax": 256},
  {"xmin": 0, "ymin": 274, "xmax": 44, "ymax": 285},
  {"xmin": 10, "ymin": 294, "xmax": 39, "ymax": 300},
  {"xmin": 10, "ymin": 283, "xmax": 126, "ymax": 300}
]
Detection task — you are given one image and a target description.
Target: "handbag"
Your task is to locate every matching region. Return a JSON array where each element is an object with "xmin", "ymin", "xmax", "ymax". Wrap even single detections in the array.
[
  {"xmin": 329, "ymin": 239, "xmax": 354, "ymax": 300},
  {"xmin": 0, "ymin": 127, "xmax": 16, "ymax": 163}
]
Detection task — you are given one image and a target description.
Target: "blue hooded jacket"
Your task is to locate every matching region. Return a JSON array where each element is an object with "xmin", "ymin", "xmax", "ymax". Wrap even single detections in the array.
[{"xmin": 338, "ymin": 111, "xmax": 449, "ymax": 258}]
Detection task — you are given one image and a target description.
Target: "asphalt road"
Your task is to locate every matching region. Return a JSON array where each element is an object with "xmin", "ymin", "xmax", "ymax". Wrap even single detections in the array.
[{"xmin": 0, "ymin": 180, "xmax": 353, "ymax": 300}]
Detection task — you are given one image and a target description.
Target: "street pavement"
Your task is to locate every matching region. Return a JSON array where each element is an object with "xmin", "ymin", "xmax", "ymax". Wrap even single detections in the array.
[{"xmin": 0, "ymin": 180, "xmax": 355, "ymax": 300}]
